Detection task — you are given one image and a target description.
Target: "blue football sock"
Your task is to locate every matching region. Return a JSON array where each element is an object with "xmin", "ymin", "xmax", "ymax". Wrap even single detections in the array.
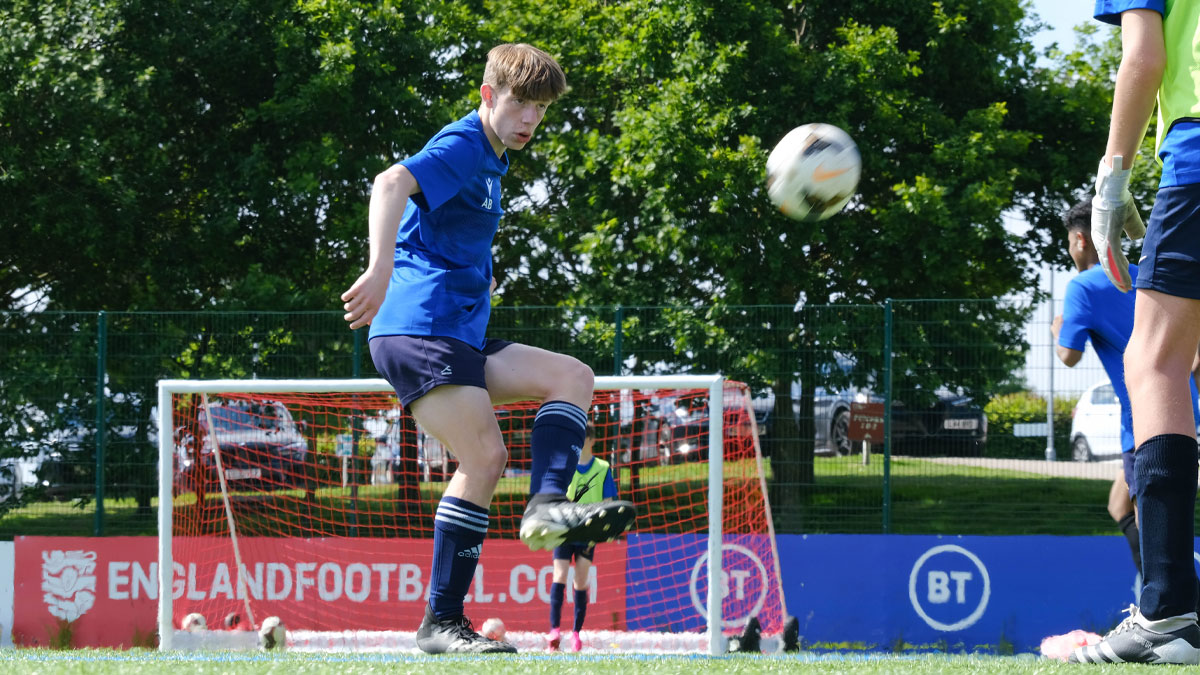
[
  {"xmin": 530, "ymin": 401, "xmax": 587, "ymax": 496},
  {"xmin": 1135, "ymin": 434, "xmax": 1199, "ymax": 620},
  {"xmin": 573, "ymin": 588, "xmax": 589, "ymax": 632},
  {"xmin": 549, "ymin": 581, "xmax": 565, "ymax": 630},
  {"xmin": 429, "ymin": 496, "xmax": 488, "ymax": 620}
]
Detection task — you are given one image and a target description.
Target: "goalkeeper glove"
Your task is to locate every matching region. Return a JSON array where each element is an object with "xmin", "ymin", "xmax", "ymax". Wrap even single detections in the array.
[{"xmin": 1091, "ymin": 155, "xmax": 1146, "ymax": 293}]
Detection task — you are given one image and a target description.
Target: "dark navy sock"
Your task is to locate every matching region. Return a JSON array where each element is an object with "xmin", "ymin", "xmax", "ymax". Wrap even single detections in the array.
[
  {"xmin": 549, "ymin": 581, "xmax": 565, "ymax": 629},
  {"xmin": 573, "ymin": 588, "xmax": 589, "ymax": 632},
  {"xmin": 1135, "ymin": 435, "xmax": 1198, "ymax": 620},
  {"xmin": 1117, "ymin": 511, "xmax": 1143, "ymax": 578},
  {"xmin": 530, "ymin": 401, "xmax": 587, "ymax": 496},
  {"xmin": 429, "ymin": 495, "xmax": 488, "ymax": 620}
]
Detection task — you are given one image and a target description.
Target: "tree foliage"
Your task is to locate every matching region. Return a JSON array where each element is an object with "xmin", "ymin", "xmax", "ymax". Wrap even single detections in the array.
[{"xmin": 0, "ymin": 0, "xmax": 454, "ymax": 312}]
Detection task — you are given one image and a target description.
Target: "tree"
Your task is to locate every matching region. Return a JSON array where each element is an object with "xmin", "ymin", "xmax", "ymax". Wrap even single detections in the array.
[{"xmin": 0, "ymin": 0, "xmax": 458, "ymax": 513}]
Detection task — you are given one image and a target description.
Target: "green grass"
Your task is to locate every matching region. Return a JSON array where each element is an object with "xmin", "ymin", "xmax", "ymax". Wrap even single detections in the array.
[
  {"xmin": 0, "ymin": 456, "xmax": 1155, "ymax": 540},
  {"xmin": 786, "ymin": 456, "xmax": 1123, "ymax": 535},
  {"xmin": 0, "ymin": 649, "xmax": 1174, "ymax": 674}
]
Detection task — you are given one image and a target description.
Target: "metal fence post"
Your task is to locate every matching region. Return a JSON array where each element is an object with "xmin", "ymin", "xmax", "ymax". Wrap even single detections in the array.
[
  {"xmin": 1046, "ymin": 268, "xmax": 1057, "ymax": 461},
  {"xmin": 94, "ymin": 310, "xmax": 107, "ymax": 536},
  {"xmin": 353, "ymin": 327, "xmax": 363, "ymax": 378},
  {"xmin": 614, "ymin": 305, "xmax": 624, "ymax": 376},
  {"xmin": 882, "ymin": 300, "xmax": 893, "ymax": 534}
]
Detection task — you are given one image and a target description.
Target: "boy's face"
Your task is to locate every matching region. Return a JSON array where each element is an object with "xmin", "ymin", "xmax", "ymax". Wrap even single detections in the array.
[{"xmin": 482, "ymin": 84, "xmax": 551, "ymax": 153}]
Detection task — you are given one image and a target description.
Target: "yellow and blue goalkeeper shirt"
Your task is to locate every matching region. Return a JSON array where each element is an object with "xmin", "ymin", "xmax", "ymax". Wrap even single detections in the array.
[
  {"xmin": 566, "ymin": 457, "xmax": 617, "ymax": 504},
  {"xmin": 1096, "ymin": 0, "xmax": 1200, "ymax": 187}
]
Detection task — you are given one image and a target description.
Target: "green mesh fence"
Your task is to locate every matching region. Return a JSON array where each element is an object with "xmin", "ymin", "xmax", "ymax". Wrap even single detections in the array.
[{"xmin": 0, "ymin": 302, "xmax": 1131, "ymax": 539}]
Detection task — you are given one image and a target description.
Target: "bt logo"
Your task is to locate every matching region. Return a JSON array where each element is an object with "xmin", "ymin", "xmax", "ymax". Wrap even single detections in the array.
[
  {"xmin": 908, "ymin": 544, "xmax": 991, "ymax": 631},
  {"xmin": 688, "ymin": 543, "xmax": 769, "ymax": 630}
]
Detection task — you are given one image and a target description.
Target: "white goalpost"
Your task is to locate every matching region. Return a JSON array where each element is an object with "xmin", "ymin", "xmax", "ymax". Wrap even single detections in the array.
[{"xmin": 157, "ymin": 375, "xmax": 784, "ymax": 655}]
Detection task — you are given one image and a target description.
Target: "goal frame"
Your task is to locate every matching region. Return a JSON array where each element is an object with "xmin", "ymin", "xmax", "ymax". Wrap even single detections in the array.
[{"xmin": 158, "ymin": 375, "xmax": 729, "ymax": 654}]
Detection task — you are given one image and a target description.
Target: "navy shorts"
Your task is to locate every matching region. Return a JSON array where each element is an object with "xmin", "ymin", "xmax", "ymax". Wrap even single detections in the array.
[
  {"xmin": 1136, "ymin": 183, "xmax": 1200, "ymax": 300},
  {"xmin": 369, "ymin": 335, "xmax": 512, "ymax": 407},
  {"xmin": 553, "ymin": 541, "xmax": 596, "ymax": 563},
  {"xmin": 1123, "ymin": 451, "xmax": 1139, "ymax": 499}
]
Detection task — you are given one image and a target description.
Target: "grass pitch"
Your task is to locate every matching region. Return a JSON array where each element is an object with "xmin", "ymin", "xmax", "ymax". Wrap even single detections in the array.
[{"xmin": 0, "ymin": 650, "xmax": 1171, "ymax": 674}]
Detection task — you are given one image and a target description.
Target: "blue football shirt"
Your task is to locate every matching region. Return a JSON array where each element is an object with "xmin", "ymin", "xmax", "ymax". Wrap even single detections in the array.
[
  {"xmin": 1059, "ymin": 264, "xmax": 1138, "ymax": 452},
  {"xmin": 369, "ymin": 111, "xmax": 508, "ymax": 348}
]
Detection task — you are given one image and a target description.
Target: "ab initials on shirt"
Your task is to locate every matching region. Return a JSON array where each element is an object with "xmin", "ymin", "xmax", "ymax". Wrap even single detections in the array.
[{"xmin": 481, "ymin": 178, "xmax": 495, "ymax": 210}]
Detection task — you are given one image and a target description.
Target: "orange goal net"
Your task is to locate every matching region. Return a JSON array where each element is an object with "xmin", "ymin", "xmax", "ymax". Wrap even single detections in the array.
[{"xmin": 157, "ymin": 376, "xmax": 785, "ymax": 654}]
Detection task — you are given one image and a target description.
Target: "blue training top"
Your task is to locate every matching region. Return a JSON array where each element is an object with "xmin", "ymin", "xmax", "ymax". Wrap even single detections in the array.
[
  {"xmin": 1059, "ymin": 264, "xmax": 1139, "ymax": 452},
  {"xmin": 369, "ymin": 110, "xmax": 508, "ymax": 348}
]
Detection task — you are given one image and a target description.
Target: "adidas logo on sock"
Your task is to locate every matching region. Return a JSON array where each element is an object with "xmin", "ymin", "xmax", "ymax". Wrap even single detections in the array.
[{"xmin": 457, "ymin": 544, "xmax": 482, "ymax": 559}]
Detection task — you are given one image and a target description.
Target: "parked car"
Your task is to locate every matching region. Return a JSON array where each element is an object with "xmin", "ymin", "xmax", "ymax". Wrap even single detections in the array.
[
  {"xmin": 1069, "ymin": 380, "xmax": 1123, "ymax": 462},
  {"xmin": 793, "ymin": 375, "xmax": 987, "ymax": 457},
  {"xmin": 0, "ymin": 455, "xmax": 36, "ymax": 503},
  {"xmin": 792, "ymin": 374, "xmax": 872, "ymax": 457},
  {"xmin": 1069, "ymin": 379, "xmax": 1200, "ymax": 462},
  {"xmin": 886, "ymin": 391, "xmax": 989, "ymax": 457},
  {"xmin": 652, "ymin": 387, "xmax": 771, "ymax": 464},
  {"xmin": 174, "ymin": 398, "xmax": 309, "ymax": 493},
  {"xmin": 12, "ymin": 424, "xmax": 126, "ymax": 501}
]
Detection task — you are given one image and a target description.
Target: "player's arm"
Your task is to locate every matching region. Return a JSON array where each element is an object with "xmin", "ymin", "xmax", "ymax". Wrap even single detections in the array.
[
  {"xmin": 1056, "ymin": 345, "xmax": 1084, "ymax": 368},
  {"xmin": 341, "ymin": 164, "xmax": 422, "ymax": 329},
  {"xmin": 1104, "ymin": 9, "xmax": 1165, "ymax": 166},
  {"xmin": 602, "ymin": 467, "xmax": 618, "ymax": 500},
  {"xmin": 1051, "ymin": 315, "xmax": 1084, "ymax": 367},
  {"xmin": 1092, "ymin": 9, "xmax": 1163, "ymax": 292}
]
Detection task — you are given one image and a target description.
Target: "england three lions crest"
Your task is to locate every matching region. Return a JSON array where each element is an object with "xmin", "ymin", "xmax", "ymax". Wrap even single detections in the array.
[{"xmin": 42, "ymin": 549, "xmax": 97, "ymax": 622}]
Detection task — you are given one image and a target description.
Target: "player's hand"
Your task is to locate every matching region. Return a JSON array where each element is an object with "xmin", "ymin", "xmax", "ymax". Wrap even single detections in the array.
[
  {"xmin": 1091, "ymin": 155, "xmax": 1145, "ymax": 293},
  {"xmin": 340, "ymin": 267, "xmax": 390, "ymax": 330}
]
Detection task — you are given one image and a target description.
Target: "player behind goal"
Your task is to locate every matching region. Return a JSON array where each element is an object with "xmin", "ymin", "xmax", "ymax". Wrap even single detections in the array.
[
  {"xmin": 547, "ymin": 421, "xmax": 616, "ymax": 652},
  {"xmin": 339, "ymin": 43, "xmax": 635, "ymax": 654}
]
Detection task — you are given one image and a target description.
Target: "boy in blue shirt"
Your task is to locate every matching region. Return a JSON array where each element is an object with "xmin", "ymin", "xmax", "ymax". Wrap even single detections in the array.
[
  {"xmin": 340, "ymin": 43, "xmax": 634, "ymax": 655},
  {"xmin": 1053, "ymin": 200, "xmax": 1143, "ymax": 578},
  {"xmin": 1073, "ymin": 1, "xmax": 1200, "ymax": 664}
]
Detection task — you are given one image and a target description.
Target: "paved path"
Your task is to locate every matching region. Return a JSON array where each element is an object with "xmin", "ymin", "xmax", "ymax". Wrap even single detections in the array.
[{"xmin": 920, "ymin": 456, "xmax": 1121, "ymax": 480}]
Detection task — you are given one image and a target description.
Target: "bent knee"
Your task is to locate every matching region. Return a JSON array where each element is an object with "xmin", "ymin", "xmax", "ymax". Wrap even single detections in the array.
[
  {"xmin": 458, "ymin": 441, "xmax": 508, "ymax": 481},
  {"xmin": 570, "ymin": 360, "xmax": 595, "ymax": 393},
  {"xmin": 539, "ymin": 357, "xmax": 594, "ymax": 406}
]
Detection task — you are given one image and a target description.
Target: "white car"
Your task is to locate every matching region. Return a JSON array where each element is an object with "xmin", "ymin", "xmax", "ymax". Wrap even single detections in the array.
[{"xmin": 1069, "ymin": 380, "xmax": 1124, "ymax": 462}]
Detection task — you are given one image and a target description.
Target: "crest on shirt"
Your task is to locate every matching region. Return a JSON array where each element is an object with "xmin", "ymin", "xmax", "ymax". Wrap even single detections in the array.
[{"xmin": 482, "ymin": 178, "xmax": 495, "ymax": 210}]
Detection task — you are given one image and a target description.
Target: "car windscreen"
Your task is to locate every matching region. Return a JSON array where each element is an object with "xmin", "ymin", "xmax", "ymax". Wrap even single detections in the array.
[{"xmin": 205, "ymin": 406, "xmax": 283, "ymax": 431}]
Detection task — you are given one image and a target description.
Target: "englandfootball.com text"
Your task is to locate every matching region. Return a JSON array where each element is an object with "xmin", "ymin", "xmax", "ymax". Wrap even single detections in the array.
[{"xmin": 106, "ymin": 561, "xmax": 598, "ymax": 604}]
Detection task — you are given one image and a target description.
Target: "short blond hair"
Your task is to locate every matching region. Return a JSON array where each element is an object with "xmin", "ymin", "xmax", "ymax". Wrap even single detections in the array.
[{"xmin": 483, "ymin": 43, "xmax": 567, "ymax": 102}]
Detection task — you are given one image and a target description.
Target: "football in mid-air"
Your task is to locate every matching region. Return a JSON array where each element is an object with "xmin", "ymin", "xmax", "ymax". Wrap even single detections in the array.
[
  {"xmin": 481, "ymin": 617, "xmax": 506, "ymax": 642},
  {"xmin": 766, "ymin": 123, "xmax": 861, "ymax": 221},
  {"xmin": 181, "ymin": 612, "xmax": 207, "ymax": 632}
]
